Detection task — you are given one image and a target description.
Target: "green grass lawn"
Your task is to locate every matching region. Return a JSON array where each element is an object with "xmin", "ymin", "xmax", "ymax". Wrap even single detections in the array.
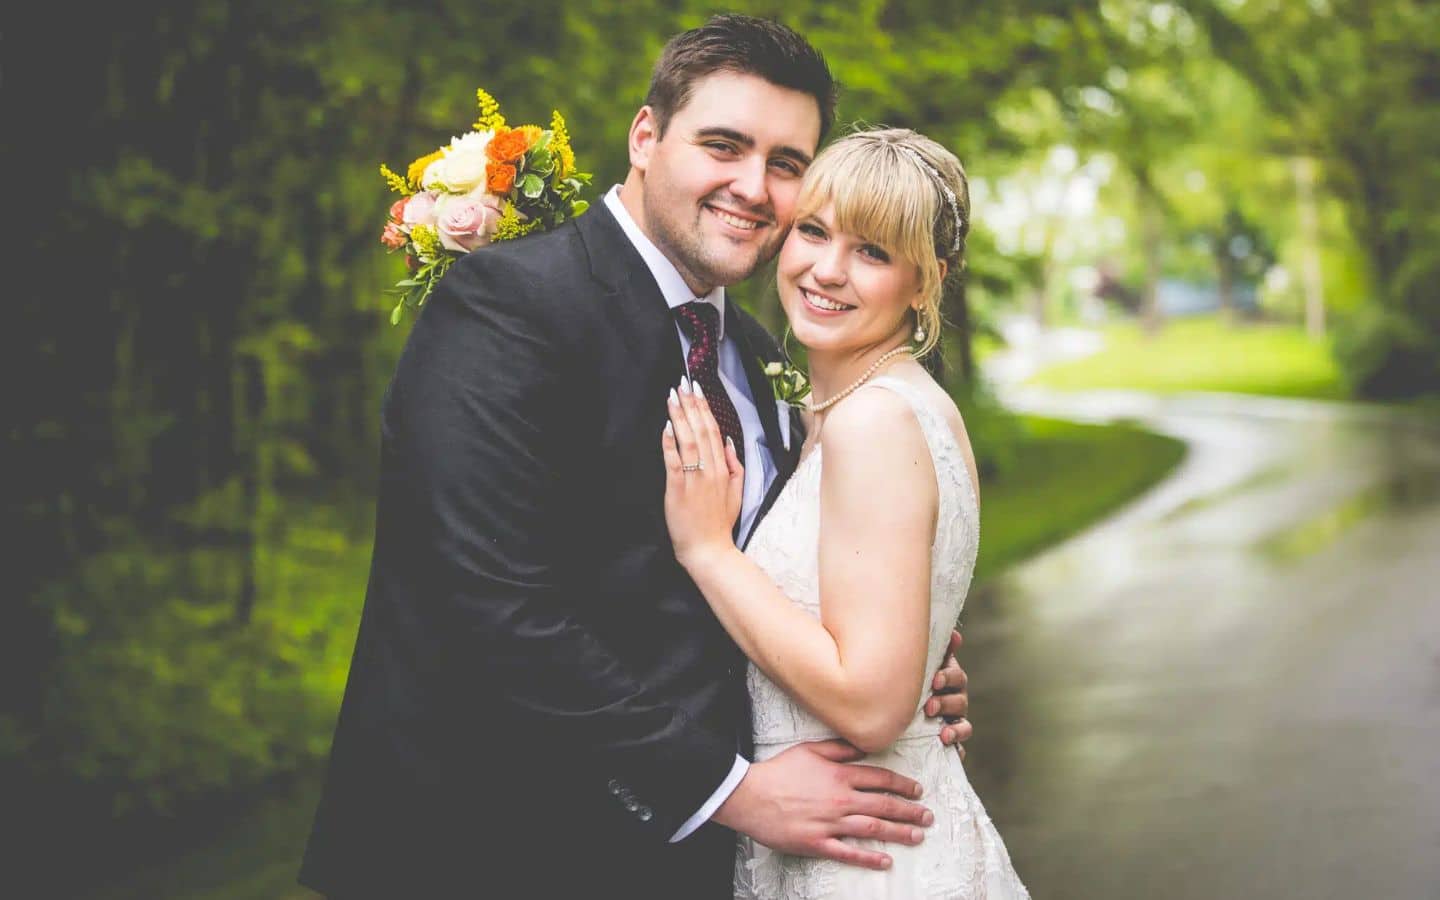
[
  {"xmin": 85, "ymin": 416, "xmax": 1184, "ymax": 900},
  {"xmin": 974, "ymin": 416, "xmax": 1186, "ymax": 581},
  {"xmin": 1028, "ymin": 316, "xmax": 1348, "ymax": 399}
]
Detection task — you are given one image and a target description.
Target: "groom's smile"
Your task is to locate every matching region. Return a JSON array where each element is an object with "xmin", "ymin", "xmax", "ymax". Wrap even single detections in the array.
[
  {"xmin": 706, "ymin": 203, "xmax": 767, "ymax": 233},
  {"xmin": 701, "ymin": 193, "xmax": 775, "ymax": 243}
]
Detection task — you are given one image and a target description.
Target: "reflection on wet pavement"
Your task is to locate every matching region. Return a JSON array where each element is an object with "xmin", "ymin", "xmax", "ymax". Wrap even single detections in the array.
[{"xmin": 962, "ymin": 387, "xmax": 1440, "ymax": 899}]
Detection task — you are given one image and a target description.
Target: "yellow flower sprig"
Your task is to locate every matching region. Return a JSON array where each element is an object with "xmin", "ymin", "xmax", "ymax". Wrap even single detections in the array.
[
  {"xmin": 410, "ymin": 224, "xmax": 442, "ymax": 262},
  {"xmin": 493, "ymin": 202, "xmax": 544, "ymax": 242},
  {"xmin": 550, "ymin": 109, "xmax": 575, "ymax": 178},
  {"xmin": 379, "ymin": 163, "xmax": 409, "ymax": 195},
  {"xmin": 474, "ymin": 88, "xmax": 505, "ymax": 131}
]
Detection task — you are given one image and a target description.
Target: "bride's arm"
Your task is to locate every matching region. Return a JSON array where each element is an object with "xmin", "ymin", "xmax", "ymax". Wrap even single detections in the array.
[{"xmin": 664, "ymin": 384, "xmax": 936, "ymax": 753}]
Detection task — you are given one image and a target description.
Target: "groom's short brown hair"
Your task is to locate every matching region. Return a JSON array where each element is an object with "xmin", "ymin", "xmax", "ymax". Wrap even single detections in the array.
[{"xmin": 646, "ymin": 14, "xmax": 837, "ymax": 141}]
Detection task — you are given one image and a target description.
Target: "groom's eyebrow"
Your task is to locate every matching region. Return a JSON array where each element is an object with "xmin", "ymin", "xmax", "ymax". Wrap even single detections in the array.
[{"xmin": 695, "ymin": 127, "xmax": 813, "ymax": 168}]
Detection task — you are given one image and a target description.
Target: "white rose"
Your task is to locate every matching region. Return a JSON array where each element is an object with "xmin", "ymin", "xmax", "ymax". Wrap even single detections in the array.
[
  {"xmin": 437, "ymin": 150, "xmax": 488, "ymax": 193},
  {"xmin": 447, "ymin": 131, "xmax": 493, "ymax": 156},
  {"xmin": 422, "ymin": 131, "xmax": 494, "ymax": 193}
]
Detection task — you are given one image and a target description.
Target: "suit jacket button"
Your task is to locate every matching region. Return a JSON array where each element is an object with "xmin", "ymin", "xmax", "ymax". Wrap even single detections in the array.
[
  {"xmin": 608, "ymin": 779, "xmax": 623, "ymax": 795},
  {"xmin": 624, "ymin": 799, "xmax": 639, "ymax": 813},
  {"xmin": 638, "ymin": 807, "xmax": 653, "ymax": 822}
]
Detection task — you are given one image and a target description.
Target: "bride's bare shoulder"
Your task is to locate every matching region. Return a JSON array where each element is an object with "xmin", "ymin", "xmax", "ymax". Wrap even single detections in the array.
[{"xmin": 818, "ymin": 386, "xmax": 933, "ymax": 476}]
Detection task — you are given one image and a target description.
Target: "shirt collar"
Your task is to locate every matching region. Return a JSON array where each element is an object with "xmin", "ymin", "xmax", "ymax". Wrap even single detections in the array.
[{"xmin": 604, "ymin": 185, "xmax": 725, "ymax": 339}]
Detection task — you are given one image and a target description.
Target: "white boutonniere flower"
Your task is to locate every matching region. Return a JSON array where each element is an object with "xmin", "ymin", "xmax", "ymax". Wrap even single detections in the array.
[{"xmin": 761, "ymin": 358, "xmax": 811, "ymax": 408}]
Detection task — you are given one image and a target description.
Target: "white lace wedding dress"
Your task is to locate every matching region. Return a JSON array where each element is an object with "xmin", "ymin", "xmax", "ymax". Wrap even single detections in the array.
[{"xmin": 734, "ymin": 376, "xmax": 1029, "ymax": 900}]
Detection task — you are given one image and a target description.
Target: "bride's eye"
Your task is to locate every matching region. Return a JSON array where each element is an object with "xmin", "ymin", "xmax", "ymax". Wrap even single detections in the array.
[
  {"xmin": 860, "ymin": 243, "xmax": 891, "ymax": 263},
  {"xmin": 797, "ymin": 222, "xmax": 826, "ymax": 239}
]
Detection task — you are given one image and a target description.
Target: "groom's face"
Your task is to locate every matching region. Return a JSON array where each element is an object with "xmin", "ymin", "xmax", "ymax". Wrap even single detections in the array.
[{"xmin": 629, "ymin": 71, "xmax": 822, "ymax": 294}]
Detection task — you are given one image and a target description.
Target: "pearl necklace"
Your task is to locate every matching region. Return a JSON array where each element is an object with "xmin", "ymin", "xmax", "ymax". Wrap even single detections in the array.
[{"xmin": 809, "ymin": 345, "xmax": 915, "ymax": 414}]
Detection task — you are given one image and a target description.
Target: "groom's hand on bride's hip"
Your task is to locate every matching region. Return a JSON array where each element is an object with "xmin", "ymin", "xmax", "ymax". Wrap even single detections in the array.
[
  {"xmin": 711, "ymin": 740, "xmax": 933, "ymax": 871},
  {"xmin": 926, "ymin": 629, "xmax": 973, "ymax": 754}
]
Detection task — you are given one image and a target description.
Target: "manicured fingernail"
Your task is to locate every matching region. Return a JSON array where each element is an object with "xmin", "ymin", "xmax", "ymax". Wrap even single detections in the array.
[
  {"xmin": 725, "ymin": 436, "xmax": 734, "ymax": 450},
  {"xmin": 694, "ymin": 382, "xmax": 705, "ymax": 401},
  {"xmin": 669, "ymin": 388, "xmax": 679, "ymax": 405},
  {"xmin": 925, "ymin": 700, "xmax": 938, "ymax": 716},
  {"xmin": 933, "ymin": 674, "xmax": 944, "ymax": 690},
  {"xmin": 880, "ymin": 856, "xmax": 892, "ymax": 869},
  {"xmin": 664, "ymin": 421, "xmax": 673, "ymax": 436},
  {"xmin": 910, "ymin": 828, "xmax": 923, "ymax": 843},
  {"xmin": 680, "ymin": 375, "xmax": 691, "ymax": 394},
  {"xmin": 921, "ymin": 810, "xmax": 934, "ymax": 826},
  {"xmin": 912, "ymin": 784, "xmax": 923, "ymax": 799}
]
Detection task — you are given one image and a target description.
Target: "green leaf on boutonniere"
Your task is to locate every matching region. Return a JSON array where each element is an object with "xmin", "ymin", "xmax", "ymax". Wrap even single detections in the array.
[{"xmin": 761, "ymin": 357, "xmax": 811, "ymax": 407}]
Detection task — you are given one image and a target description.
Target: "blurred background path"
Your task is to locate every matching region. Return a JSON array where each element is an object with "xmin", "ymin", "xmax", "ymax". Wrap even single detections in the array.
[{"xmin": 961, "ymin": 332, "xmax": 1440, "ymax": 898}]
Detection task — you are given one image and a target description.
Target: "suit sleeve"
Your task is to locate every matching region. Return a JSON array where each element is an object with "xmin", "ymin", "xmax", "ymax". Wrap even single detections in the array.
[{"xmin": 389, "ymin": 251, "xmax": 736, "ymax": 840}]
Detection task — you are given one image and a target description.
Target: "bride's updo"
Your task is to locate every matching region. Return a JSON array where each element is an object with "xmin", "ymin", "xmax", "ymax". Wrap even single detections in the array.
[{"xmin": 793, "ymin": 127, "xmax": 970, "ymax": 357}]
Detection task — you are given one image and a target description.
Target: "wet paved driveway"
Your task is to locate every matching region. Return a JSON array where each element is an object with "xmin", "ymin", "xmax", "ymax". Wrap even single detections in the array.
[{"xmin": 962, "ymin": 388, "xmax": 1440, "ymax": 899}]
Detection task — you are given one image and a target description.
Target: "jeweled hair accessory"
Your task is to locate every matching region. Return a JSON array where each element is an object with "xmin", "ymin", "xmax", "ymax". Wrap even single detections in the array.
[{"xmin": 893, "ymin": 143, "xmax": 964, "ymax": 256}]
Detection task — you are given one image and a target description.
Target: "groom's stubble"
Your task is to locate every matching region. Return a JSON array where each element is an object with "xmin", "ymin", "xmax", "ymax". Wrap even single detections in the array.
[{"xmin": 642, "ymin": 184, "xmax": 787, "ymax": 291}]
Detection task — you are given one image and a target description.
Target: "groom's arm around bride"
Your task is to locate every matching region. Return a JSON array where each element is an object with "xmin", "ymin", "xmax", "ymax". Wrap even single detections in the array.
[{"xmin": 298, "ymin": 208, "xmax": 931, "ymax": 899}]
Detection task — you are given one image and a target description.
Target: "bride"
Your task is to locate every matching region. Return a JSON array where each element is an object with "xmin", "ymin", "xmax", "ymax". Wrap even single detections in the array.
[{"xmin": 661, "ymin": 127, "xmax": 1029, "ymax": 899}]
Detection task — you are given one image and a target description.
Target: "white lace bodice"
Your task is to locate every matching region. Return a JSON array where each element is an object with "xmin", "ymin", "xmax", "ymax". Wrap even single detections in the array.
[{"xmin": 734, "ymin": 376, "xmax": 1028, "ymax": 900}]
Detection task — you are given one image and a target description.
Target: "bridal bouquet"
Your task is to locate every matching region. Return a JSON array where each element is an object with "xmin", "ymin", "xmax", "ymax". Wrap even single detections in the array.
[{"xmin": 378, "ymin": 88, "xmax": 592, "ymax": 324}]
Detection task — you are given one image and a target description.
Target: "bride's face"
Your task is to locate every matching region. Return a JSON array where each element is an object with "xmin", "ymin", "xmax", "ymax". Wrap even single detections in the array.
[{"xmin": 777, "ymin": 202, "xmax": 923, "ymax": 356}]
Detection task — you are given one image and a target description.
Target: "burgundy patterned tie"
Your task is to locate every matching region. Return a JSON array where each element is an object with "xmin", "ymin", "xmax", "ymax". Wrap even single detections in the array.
[{"xmin": 674, "ymin": 301, "xmax": 746, "ymax": 454}]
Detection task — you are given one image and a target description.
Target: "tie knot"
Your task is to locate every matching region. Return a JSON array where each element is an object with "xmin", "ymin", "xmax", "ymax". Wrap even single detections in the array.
[{"xmin": 674, "ymin": 301, "xmax": 720, "ymax": 341}]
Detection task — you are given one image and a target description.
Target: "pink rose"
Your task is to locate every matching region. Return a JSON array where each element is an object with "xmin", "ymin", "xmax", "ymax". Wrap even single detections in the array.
[
  {"xmin": 402, "ymin": 191, "xmax": 439, "ymax": 226},
  {"xmin": 437, "ymin": 194, "xmax": 502, "ymax": 253},
  {"xmin": 380, "ymin": 221, "xmax": 407, "ymax": 249},
  {"xmin": 388, "ymin": 197, "xmax": 408, "ymax": 222}
]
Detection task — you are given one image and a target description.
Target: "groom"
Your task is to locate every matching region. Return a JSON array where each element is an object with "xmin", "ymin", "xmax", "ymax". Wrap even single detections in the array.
[{"xmin": 301, "ymin": 15, "xmax": 971, "ymax": 899}]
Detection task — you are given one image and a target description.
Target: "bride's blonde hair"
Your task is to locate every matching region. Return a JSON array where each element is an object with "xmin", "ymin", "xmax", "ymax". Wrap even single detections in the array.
[{"xmin": 793, "ymin": 127, "xmax": 969, "ymax": 358}]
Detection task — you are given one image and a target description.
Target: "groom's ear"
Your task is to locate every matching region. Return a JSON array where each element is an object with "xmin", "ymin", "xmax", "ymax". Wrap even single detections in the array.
[{"xmin": 629, "ymin": 106, "xmax": 660, "ymax": 171}]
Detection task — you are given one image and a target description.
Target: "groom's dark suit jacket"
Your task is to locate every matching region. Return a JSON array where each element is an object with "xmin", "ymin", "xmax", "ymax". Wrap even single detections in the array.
[{"xmin": 300, "ymin": 202, "xmax": 800, "ymax": 898}]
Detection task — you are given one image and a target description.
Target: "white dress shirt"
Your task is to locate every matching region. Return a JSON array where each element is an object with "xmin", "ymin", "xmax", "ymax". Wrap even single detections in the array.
[{"xmin": 602, "ymin": 186, "xmax": 766, "ymax": 841}]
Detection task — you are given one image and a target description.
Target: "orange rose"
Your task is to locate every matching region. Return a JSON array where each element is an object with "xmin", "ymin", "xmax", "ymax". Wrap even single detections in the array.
[
  {"xmin": 486, "ymin": 127, "xmax": 532, "ymax": 164},
  {"xmin": 486, "ymin": 162, "xmax": 517, "ymax": 195}
]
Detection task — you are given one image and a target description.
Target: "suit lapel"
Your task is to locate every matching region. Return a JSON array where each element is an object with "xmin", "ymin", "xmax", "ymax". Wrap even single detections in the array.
[
  {"xmin": 726, "ymin": 308, "xmax": 806, "ymax": 549},
  {"xmin": 725, "ymin": 308, "xmax": 793, "ymax": 476},
  {"xmin": 577, "ymin": 203, "xmax": 686, "ymax": 390}
]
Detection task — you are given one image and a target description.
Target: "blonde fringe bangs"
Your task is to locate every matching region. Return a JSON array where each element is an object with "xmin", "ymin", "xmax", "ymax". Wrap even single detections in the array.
[{"xmin": 794, "ymin": 135, "xmax": 949, "ymax": 356}]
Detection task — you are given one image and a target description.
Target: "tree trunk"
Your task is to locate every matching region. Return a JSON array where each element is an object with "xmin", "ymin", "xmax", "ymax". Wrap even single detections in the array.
[
  {"xmin": 1140, "ymin": 186, "xmax": 1165, "ymax": 337},
  {"xmin": 1215, "ymin": 241, "xmax": 1236, "ymax": 323},
  {"xmin": 1292, "ymin": 156, "xmax": 1326, "ymax": 339}
]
